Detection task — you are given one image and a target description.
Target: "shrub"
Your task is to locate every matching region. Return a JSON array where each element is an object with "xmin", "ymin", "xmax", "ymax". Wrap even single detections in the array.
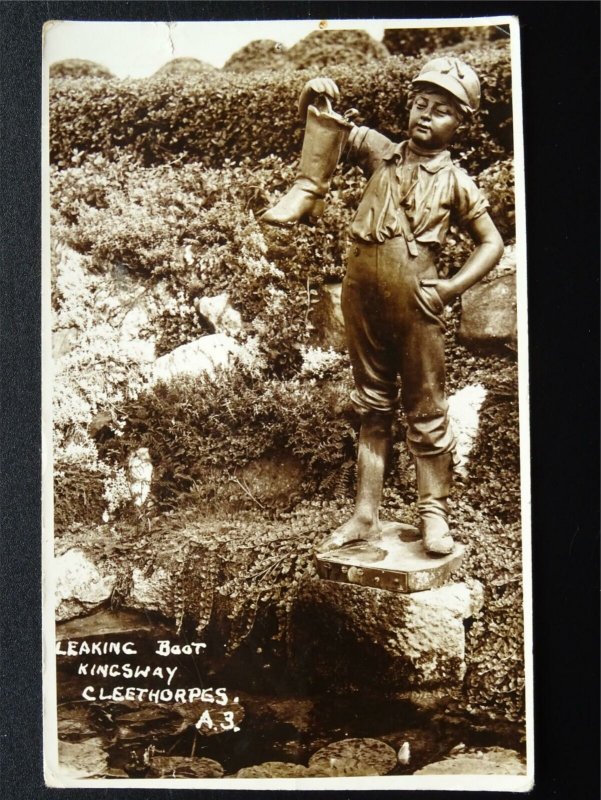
[
  {"xmin": 51, "ymin": 243, "xmax": 154, "ymax": 532},
  {"xmin": 153, "ymin": 57, "xmax": 217, "ymax": 77},
  {"xmin": 101, "ymin": 366, "xmax": 355, "ymax": 511},
  {"xmin": 383, "ymin": 25, "xmax": 508, "ymax": 57},
  {"xmin": 287, "ymin": 29, "xmax": 390, "ymax": 69},
  {"xmin": 50, "ymin": 41, "xmax": 512, "ymax": 175},
  {"xmin": 223, "ymin": 40, "xmax": 290, "ymax": 73},
  {"xmin": 478, "ymin": 158, "xmax": 515, "ymax": 241},
  {"xmin": 50, "ymin": 59, "xmax": 113, "ymax": 79}
]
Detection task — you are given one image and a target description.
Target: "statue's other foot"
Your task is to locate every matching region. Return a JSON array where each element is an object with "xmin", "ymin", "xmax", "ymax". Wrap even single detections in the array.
[
  {"xmin": 315, "ymin": 515, "xmax": 382, "ymax": 554},
  {"xmin": 420, "ymin": 514, "xmax": 454, "ymax": 556}
]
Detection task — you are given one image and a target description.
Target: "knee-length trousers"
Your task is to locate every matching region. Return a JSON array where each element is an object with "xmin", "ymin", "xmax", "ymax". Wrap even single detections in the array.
[{"xmin": 341, "ymin": 236, "xmax": 456, "ymax": 458}]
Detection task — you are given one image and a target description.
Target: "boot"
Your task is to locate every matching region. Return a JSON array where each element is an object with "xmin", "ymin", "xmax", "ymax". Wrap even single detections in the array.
[
  {"xmin": 261, "ymin": 98, "xmax": 351, "ymax": 227},
  {"xmin": 315, "ymin": 413, "xmax": 391, "ymax": 554},
  {"xmin": 415, "ymin": 453, "xmax": 454, "ymax": 556}
]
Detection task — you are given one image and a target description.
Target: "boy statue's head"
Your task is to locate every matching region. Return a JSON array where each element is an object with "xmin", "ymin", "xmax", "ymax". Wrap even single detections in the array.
[{"xmin": 407, "ymin": 57, "xmax": 481, "ymax": 151}]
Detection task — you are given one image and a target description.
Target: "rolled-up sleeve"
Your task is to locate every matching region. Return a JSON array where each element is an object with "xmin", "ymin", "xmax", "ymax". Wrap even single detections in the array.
[
  {"xmin": 453, "ymin": 169, "xmax": 490, "ymax": 226},
  {"xmin": 347, "ymin": 126, "xmax": 396, "ymax": 178}
]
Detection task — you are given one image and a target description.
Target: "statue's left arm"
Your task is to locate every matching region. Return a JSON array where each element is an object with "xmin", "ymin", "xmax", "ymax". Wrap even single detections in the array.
[{"xmin": 422, "ymin": 212, "xmax": 504, "ymax": 304}]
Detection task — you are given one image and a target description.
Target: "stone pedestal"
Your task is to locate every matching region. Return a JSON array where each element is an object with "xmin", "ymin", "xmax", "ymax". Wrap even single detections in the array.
[
  {"xmin": 314, "ymin": 522, "xmax": 464, "ymax": 593},
  {"xmin": 288, "ymin": 571, "xmax": 483, "ymax": 693}
]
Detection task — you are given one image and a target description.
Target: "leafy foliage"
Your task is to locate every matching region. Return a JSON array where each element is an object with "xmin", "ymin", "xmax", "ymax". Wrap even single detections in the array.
[
  {"xmin": 287, "ymin": 29, "xmax": 390, "ymax": 70},
  {"xmin": 153, "ymin": 58, "xmax": 217, "ymax": 77},
  {"xmin": 100, "ymin": 367, "xmax": 355, "ymax": 512},
  {"xmin": 50, "ymin": 42, "xmax": 512, "ymax": 175},
  {"xmin": 479, "ymin": 158, "xmax": 515, "ymax": 241},
  {"xmin": 50, "ymin": 59, "xmax": 113, "ymax": 79},
  {"xmin": 383, "ymin": 25, "xmax": 508, "ymax": 58},
  {"xmin": 223, "ymin": 40, "xmax": 291, "ymax": 73}
]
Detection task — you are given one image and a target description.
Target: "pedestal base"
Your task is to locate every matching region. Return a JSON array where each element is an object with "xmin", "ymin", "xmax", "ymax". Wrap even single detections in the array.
[{"xmin": 314, "ymin": 522, "xmax": 464, "ymax": 593}]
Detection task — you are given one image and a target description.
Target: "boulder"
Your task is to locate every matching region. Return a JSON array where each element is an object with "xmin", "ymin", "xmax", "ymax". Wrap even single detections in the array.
[
  {"xmin": 148, "ymin": 756, "xmax": 224, "ymax": 778},
  {"xmin": 310, "ymin": 283, "xmax": 346, "ymax": 351},
  {"xmin": 236, "ymin": 452, "xmax": 305, "ymax": 510},
  {"xmin": 57, "ymin": 737, "xmax": 108, "ymax": 779},
  {"xmin": 54, "ymin": 549, "xmax": 116, "ymax": 622},
  {"xmin": 52, "ymin": 327, "xmax": 78, "ymax": 361},
  {"xmin": 414, "ymin": 746, "xmax": 526, "ymax": 775},
  {"xmin": 152, "ymin": 333, "xmax": 243, "ymax": 384},
  {"xmin": 448, "ymin": 384, "xmax": 487, "ymax": 478},
  {"xmin": 308, "ymin": 737, "xmax": 397, "ymax": 777},
  {"xmin": 459, "ymin": 274, "xmax": 517, "ymax": 351},
  {"xmin": 129, "ymin": 566, "xmax": 177, "ymax": 616},
  {"xmin": 195, "ymin": 293, "xmax": 243, "ymax": 335},
  {"xmin": 236, "ymin": 761, "xmax": 310, "ymax": 778},
  {"xmin": 288, "ymin": 578, "xmax": 484, "ymax": 692}
]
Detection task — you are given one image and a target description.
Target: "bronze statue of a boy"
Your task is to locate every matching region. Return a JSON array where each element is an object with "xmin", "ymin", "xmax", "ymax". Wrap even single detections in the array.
[{"xmin": 263, "ymin": 57, "xmax": 504, "ymax": 557}]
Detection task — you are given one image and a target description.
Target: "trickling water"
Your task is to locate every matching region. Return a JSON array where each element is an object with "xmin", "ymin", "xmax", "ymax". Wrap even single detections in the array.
[{"xmin": 55, "ymin": 608, "xmax": 524, "ymax": 779}]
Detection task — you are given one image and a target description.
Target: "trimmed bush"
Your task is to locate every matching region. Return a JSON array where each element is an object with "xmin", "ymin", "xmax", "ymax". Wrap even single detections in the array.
[
  {"xmin": 223, "ymin": 40, "xmax": 290, "ymax": 73},
  {"xmin": 50, "ymin": 58, "xmax": 113, "ymax": 79},
  {"xmin": 153, "ymin": 57, "xmax": 217, "ymax": 77},
  {"xmin": 50, "ymin": 42, "xmax": 512, "ymax": 175},
  {"xmin": 287, "ymin": 29, "xmax": 390, "ymax": 69},
  {"xmin": 383, "ymin": 25, "xmax": 507, "ymax": 57}
]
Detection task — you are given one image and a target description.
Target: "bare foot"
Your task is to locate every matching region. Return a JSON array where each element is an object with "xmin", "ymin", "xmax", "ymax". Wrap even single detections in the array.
[
  {"xmin": 420, "ymin": 515, "xmax": 454, "ymax": 556},
  {"xmin": 315, "ymin": 514, "xmax": 382, "ymax": 554}
]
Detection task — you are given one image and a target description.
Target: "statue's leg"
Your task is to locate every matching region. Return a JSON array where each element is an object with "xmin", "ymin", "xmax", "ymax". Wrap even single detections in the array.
[
  {"xmin": 314, "ymin": 242, "xmax": 397, "ymax": 554},
  {"xmin": 401, "ymin": 271, "xmax": 456, "ymax": 556},
  {"xmin": 414, "ymin": 452, "xmax": 454, "ymax": 555},
  {"xmin": 315, "ymin": 411, "xmax": 391, "ymax": 553}
]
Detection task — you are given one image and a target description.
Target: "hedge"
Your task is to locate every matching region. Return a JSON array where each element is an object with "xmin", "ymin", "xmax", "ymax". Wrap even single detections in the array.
[
  {"xmin": 50, "ymin": 42, "xmax": 512, "ymax": 175},
  {"xmin": 50, "ymin": 59, "xmax": 113, "ymax": 79},
  {"xmin": 382, "ymin": 25, "xmax": 507, "ymax": 57},
  {"xmin": 286, "ymin": 29, "xmax": 390, "ymax": 69}
]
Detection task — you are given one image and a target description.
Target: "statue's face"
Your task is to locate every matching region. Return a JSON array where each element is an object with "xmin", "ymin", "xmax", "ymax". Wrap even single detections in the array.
[{"xmin": 408, "ymin": 89, "xmax": 461, "ymax": 150}]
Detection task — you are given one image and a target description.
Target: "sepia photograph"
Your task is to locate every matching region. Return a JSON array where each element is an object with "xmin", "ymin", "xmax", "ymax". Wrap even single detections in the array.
[{"xmin": 42, "ymin": 16, "xmax": 532, "ymax": 790}]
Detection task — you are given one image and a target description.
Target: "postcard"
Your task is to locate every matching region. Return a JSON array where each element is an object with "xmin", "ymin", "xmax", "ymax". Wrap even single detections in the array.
[{"xmin": 42, "ymin": 16, "xmax": 532, "ymax": 791}]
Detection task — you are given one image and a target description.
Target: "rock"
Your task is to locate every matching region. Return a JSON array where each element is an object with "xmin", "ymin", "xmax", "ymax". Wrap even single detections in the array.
[
  {"xmin": 52, "ymin": 327, "xmax": 78, "ymax": 361},
  {"xmin": 129, "ymin": 566, "xmax": 176, "ymax": 616},
  {"xmin": 241, "ymin": 695, "xmax": 316, "ymax": 736},
  {"xmin": 236, "ymin": 761, "xmax": 310, "ymax": 778},
  {"xmin": 308, "ymin": 737, "xmax": 397, "ymax": 777},
  {"xmin": 310, "ymin": 283, "xmax": 346, "ymax": 351},
  {"xmin": 58, "ymin": 737, "xmax": 108, "ymax": 779},
  {"xmin": 56, "ymin": 608, "xmax": 171, "ymax": 640},
  {"xmin": 459, "ymin": 274, "xmax": 517, "ymax": 351},
  {"xmin": 112, "ymin": 705, "xmax": 185, "ymax": 743},
  {"xmin": 236, "ymin": 452, "xmax": 305, "ymax": 509},
  {"xmin": 397, "ymin": 741, "xmax": 411, "ymax": 765},
  {"xmin": 195, "ymin": 293, "xmax": 243, "ymax": 335},
  {"xmin": 148, "ymin": 756, "xmax": 224, "ymax": 778},
  {"xmin": 288, "ymin": 578, "xmax": 484, "ymax": 692},
  {"xmin": 152, "ymin": 333, "xmax": 244, "ymax": 384},
  {"xmin": 414, "ymin": 746, "xmax": 526, "ymax": 775},
  {"xmin": 448, "ymin": 384, "xmax": 487, "ymax": 477},
  {"xmin": 54, "ymin": 549, "xmax": 116, "ymax": 622},
  {"xmin": 127, "ymin": 447, "xmax": 153, "ymax": 507}
]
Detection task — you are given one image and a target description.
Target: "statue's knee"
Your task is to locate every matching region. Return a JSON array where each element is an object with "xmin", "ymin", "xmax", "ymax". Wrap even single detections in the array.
[{"xmin": 406, "ymin": 411, "xmax": 452, "ymax": 453}]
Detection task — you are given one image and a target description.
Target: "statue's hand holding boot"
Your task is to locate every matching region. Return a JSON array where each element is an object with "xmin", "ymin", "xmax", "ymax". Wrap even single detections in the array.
[{"xmin": 261, "ymin": 82, "xmax": 351, "ymax": 228}]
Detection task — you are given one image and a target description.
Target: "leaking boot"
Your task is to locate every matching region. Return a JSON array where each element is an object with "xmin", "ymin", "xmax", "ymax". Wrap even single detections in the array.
[
  {"xmin": 415, "ymin": 453, "xmax": 455, "ymax": 556},
  {"xmin": 261, "ymin": 97, "xmax": 351, "ymax": 227}
]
